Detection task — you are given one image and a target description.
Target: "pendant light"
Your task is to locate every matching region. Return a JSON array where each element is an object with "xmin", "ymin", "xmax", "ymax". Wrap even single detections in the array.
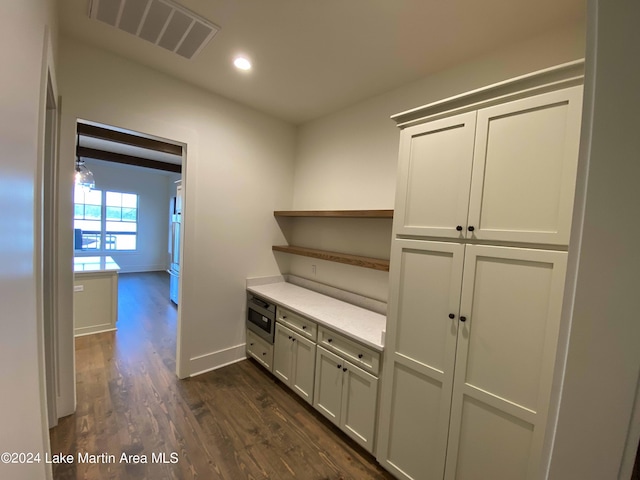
[{"xmin": 75, "ymin": 134, "xmax": 95, "ymax": 192}]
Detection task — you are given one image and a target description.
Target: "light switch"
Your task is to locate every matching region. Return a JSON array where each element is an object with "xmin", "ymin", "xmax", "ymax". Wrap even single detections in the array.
[{"xmin": 74, "ymin": 285, "xmax": 84, "ymax": 292}]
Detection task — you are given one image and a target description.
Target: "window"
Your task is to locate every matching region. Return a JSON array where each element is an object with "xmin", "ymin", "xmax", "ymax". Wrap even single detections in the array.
[{"xmin": 74, "ymin": 186, "xmax": 138, "ymax": 251}]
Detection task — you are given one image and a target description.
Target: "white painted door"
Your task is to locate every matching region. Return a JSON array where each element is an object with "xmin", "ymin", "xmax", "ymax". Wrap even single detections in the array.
[
  {"xmin": 377, "ymin": 239, "xmax": 465, "ymax": 480},
  {"xmin": 291, "ymin": 331, "xmax": 316, "ymax": 405},
  {"xmin": 273, "ymin": 323, "xmax": 293, "ymax": 384},
  {"xmin": 444, "ymin": 245, "xmax": 567, "ymax": 480},
  {"xmin": 394, "ymin": 112, "xmax": 477, "ymax": 239},
  {"xmin": 314, "ymin": 346, "xmax": 344, "ymax": 427},
  {"xmin": 467, "ymin": 86, "xmax": 583, "ymax": 245},
  {"xmin": 341, "ymin": 361, "xmax": 378, "ymax": 453}
]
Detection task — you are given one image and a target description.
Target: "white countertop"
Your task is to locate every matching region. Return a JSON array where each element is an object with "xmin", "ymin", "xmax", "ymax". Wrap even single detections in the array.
[
  {"xmin": 247, "ymin": 282, "xmax": 386, "ymax": 351},
  {"xmin": 74, "ymin": 256, "xmax": 120, "ymax": 273}
]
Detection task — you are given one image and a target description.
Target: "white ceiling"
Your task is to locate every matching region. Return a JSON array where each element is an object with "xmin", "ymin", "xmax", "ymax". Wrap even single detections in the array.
[{"xmin": 59, "ymin": 0, "xmax": 586, "ymax": 124}]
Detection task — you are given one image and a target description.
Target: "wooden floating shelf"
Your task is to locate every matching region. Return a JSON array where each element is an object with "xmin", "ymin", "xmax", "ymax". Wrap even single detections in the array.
[
  {"xmin": 274, "ymin": 209, "xmax": 393, "ymax": 218},
  {"xmin": 272, "ymin": 245, "xmax": 390, "ymax": 272}
]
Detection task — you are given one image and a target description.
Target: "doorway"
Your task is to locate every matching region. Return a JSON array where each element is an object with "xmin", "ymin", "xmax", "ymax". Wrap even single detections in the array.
[{"xmin": 71, "ymin": 120, "xmax": 185, "ymax": 367}]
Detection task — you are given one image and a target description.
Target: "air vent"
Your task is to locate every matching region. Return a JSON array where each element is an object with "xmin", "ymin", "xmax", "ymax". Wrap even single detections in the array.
[{"xmin": 89, "ymin": 0, "xmax": 220, "ymax": 59}]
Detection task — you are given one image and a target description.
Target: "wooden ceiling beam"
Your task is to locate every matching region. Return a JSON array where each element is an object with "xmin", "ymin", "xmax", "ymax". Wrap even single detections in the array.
[
  {"xmin": 77, "ymin": 123, "xmax": 183, "ymax": 156},
  {"xmin": 77, "ymin": 146, "xmax": 182, "ymax": 173}
]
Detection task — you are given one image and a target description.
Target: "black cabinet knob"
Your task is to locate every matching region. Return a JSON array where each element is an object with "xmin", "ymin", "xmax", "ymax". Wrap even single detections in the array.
[
  {"xmin": 302, "ymin": 325, "xmax": 307, "ymax": 330},
  {"xmin": 467, "ymin": 226, "xmax": 475, "ymax": 232},
  {"xmin": 262, "ymin": 352, "xmax": 267, "ymax": 356},
  {"xmin": 343, "ymin": 368, "xmax": 348, "ymax": 372},
  {"xmin": 288, "ymin": 336, "xmax": 292, "ymax": 340},
  {"xmin": 337, "ymin": 364, "xmax": 342, "ymax": 369},
  {"xmin": 327, "ymin": 339, "xmax": 333, "ymax": 343},
  {"xmin": 460, "ymin": 316, "xmax": 467, "ymax": 322},
  {"xmin": 292, "ymin": 338, "xmax": 296, "ymax": 342},
  {"xmin": 358, "ymin": 354, "xmax": 363, "ymax": 359},
  {"xmin": 448, "ymin": 313, "xmax": 455, "ymax": 319},
  {"xmin": 282, "ymin": 315, "xmax": 287, "ymax": 319},
  {"xmin": 456, "ymin": 225, "xmax": 463, "ymax": 231},
  {"xmin": 250, "ymin": 342, "xmax": 254, "ymax": 346}
]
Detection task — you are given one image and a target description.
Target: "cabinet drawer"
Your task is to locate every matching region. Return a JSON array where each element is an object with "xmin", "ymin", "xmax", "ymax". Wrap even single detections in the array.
[
  {"xmin": 318, "ymin": 326, "xmax": 380, "ymax": 376},
  {"xmin": 246, "ymin": 329, "xmax": 273, "ymax": 372},
  {"xmin": 277, "ymin": 307, "xmax": 317, "ymax": 341}
]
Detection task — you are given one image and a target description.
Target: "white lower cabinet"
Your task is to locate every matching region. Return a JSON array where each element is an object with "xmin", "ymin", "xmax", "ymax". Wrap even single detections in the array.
[
  {"xmin": 274, "ymin": 323, "xmax": 316, "ymax": 404},
  {"xmin": 246, "ymin": 329, "xmax": 274, "ymax": 372},
  {"xmin": 314, "ymin": 346, "xmax": 378, "ymax": 453},
  {"xmin": 377, "ymin": 240, "xmax": 568, "ymax": 480}
]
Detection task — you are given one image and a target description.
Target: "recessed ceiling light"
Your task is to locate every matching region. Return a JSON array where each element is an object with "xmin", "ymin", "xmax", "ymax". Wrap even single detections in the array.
[{"xmin": 233, "ymin": 56, "xmax": 252, "ymax": 71}]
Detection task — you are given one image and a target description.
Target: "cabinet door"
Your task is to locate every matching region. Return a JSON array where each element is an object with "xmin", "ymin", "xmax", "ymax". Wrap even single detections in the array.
[
  {"xmin": 341, "ymin": 361, "xmax": 378, "ymax": 453},
  {"xmin": 394, "ymin": 112, "xmax": 476, "ymax": 238},
  {"xmin": 313, "ymin": 346, "xmax": 344, "ymax": 427},
  {"xmin": 291, "ymin": 332, "xmax": 316, "ymax": 405},
  {"xmin": 273, "ymin": 323, "xmax": 293, "ymax": 384},
  {"xmin": 444, "ymin": 245, "xmax": 567, "ymax": 480},
  {"xmin": 467, "ymin": 86, "xmax": 582, "ymax": 245},
  {"xmin": 246, "ymin": 329, "xmax": 273, "ymax": 372},
  {"xmin": 377, "ymin": 240, "xmax": 465, "ymax": 480}
]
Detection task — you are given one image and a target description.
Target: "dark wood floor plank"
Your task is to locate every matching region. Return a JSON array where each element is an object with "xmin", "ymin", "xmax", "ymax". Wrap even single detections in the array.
[{"xmin": 50, "ymin": 271, "xmax": 393, "ymax": 480}]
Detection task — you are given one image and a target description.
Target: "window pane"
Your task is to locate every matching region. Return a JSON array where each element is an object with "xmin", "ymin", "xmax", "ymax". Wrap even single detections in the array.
[
  {"xmin": 122, "ymin": 193, "xmax": 137, "ymax": 208},
  {"xmin": 81, "ymin": 233, "xmax": 101, "ymax": 250},
  {"xmin": 85, "ymin": 189, "xmax": 102, "ymax": 205},
  {"xmin": 106, "ymin": 221, "xmax": 137, "ymax": 232},
  {"xmin": 74, "ymin": 186, "xmax": 86, "ymax": 203},
  {"xmin": 106, "ymin": 206, "xmax": 121, "ymax": 221},
  {"xmin": 74, "ymin": 204, "xmax": 84, "ymax": 219},
  {"xmin": 106, "ymin": 191, "xmax": 122, "ymax": 207},
  {"xmin": 121, "ymin": 207, "xmax": 137, "ymax": 221},
  {"xmin": 74, "ymin": 219, "xmax": 101, "ymax": 232},
  {"xmin": 85, "ymin": 205, "xmax": 101, "ymax": 220},
  {"xmin": 107, "ymin": 234, "xmax": 136, "ymax": 250}
]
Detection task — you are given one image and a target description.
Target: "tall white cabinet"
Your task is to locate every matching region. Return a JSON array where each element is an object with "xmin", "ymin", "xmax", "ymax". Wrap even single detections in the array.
[{"xmin": 377, "ymin": 62, "xmax": 584, "ymax": 480}]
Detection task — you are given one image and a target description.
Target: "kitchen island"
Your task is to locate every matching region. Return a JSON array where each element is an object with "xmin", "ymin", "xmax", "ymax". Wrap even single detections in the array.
[{"xmin": 74, "ymin": 256, "xmax": 120, "ymax": 336}]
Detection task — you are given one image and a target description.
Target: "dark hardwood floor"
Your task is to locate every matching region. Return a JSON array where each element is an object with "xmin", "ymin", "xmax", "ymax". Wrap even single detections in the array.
[{"xmin": 50, "ymin": 271, "xmax": 394, "ymax": 480}]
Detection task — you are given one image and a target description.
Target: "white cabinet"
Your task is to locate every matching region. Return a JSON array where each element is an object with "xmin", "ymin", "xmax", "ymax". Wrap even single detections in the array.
[
  {"xmin": 314, "ymin": 346, "xmax": 378, "ymax": 453},
  {"xmin": 273, "ymin": 323, "xmax": 316, "ymax": 404},
  {"xmin": 246, "ymin": 329, "xmax": 274, "ymax": 372},
  {"xmin": 445, "ymin": 245, "xmax": 567, "ymax": 480},
  {"xmin": 379, "ymin": 81, "xmax": 583, "ymax": 480},
  {"xmin": 277, "ymin": 306, "xmax": 318, "ymax": 341},
  {"xmin": 378, "ymin": 239, "xmax": 568, "ymax": 480},
  {"xmin": 394, "ymin": 86, "xmax": 582, "ymax": 246}
]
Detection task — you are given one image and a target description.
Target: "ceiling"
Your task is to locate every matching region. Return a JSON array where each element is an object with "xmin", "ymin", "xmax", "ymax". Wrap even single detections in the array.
[{"xmin": 58, "ymin": 0, "xmax": 585, "ymax": 124}]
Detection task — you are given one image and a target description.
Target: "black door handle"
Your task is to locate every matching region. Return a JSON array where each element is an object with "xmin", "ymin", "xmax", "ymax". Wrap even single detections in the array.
[
  {"xmin": 456, "ymin": 225, "xmax": 463, "ymax": 231},
  {"xmin": 460, "ymin": 316, "xmax": 467, "ymax": 322},
  {"xmin": 467, "ymin": 226, "xmax": 475, "ymax": 232},
  {"xmin": 449, "ymin": 313, "xmax": 455, "ymax": 319}
]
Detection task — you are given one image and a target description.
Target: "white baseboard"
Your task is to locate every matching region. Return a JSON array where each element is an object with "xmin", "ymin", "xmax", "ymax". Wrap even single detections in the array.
[
  {"xmin": 74, "ymin": 326, "xmax": 117, "ymax": 337},
  {"xmin": 189, "ymin": 343, "xmax": 246, "ymax": 377}
]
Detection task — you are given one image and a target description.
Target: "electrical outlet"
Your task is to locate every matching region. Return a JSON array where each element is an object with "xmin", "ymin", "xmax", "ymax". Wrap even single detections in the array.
[
  {"xmin": 311, "ymin": 264, "xmax": 316, "ymax": 275},
  {"xmin": 74, "ymin": 285, "xmax": 84, "ymax": 292}
]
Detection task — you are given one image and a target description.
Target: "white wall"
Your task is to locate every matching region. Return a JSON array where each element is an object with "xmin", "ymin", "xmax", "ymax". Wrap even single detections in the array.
[
  {"xmin": 288, "ymin": 22, "xmax": 586, "ymax": 303},
  {"xmin": 548, "ymin": 0, "xmax": 640, "ymax": 477},
  {"xmin": 0, "ymin": 1, "xmax": 58, "ymax": 479},
  {"xmin": 57, "ymin": 38, "xmax": 296, "ymax": 381},
  {"xmin": 76, "ymin": 159, "xmax": 178, "ymax": 273}
]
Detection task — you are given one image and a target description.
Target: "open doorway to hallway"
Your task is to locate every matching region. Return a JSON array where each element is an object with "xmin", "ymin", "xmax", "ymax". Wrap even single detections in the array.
[{"xmin": 67, "ymin": 120, "xmax": 186, "ymax": 412}]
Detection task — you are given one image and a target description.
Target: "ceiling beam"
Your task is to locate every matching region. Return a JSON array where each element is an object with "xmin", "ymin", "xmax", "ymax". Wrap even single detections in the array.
[
  {"xmin": 77, "ymin": 123, "xmax": 183, "ymax": 156},
  {"xmin": 77, "ymin": 146, "xmax": 182, "ymax": 173}
]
